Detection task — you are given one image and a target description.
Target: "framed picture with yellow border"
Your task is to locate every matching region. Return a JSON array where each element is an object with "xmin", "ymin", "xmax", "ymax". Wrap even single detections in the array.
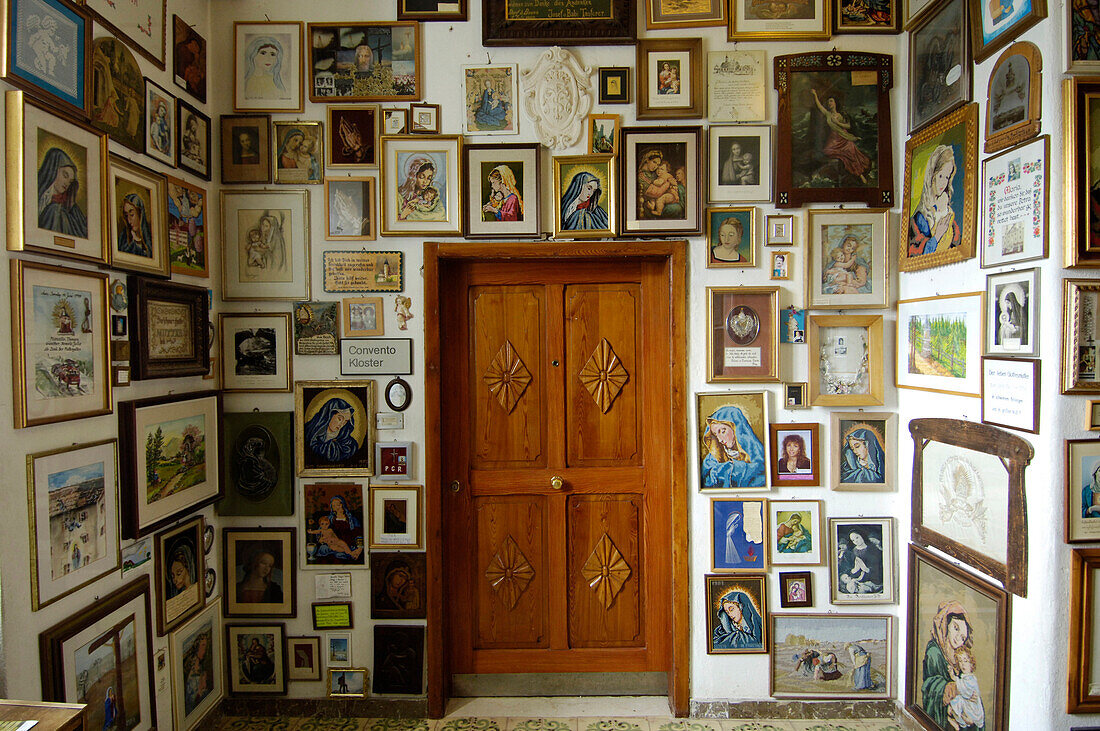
[
  {"xmin": 553, "ymin": 154, "xmax": 616, "ymax": 240},
  {"xmin": 587, "ymin": 114, "xmax": 619, "ymax": 154},
  {"xmin": 731, "ymin": 0, "xmax": 830, "ymax": 39}
]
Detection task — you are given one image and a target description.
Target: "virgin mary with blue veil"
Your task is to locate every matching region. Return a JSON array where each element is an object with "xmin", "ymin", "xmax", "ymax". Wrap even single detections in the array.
[
  {"xmin": 711, "ymin": 587, "xmax": 762, "ymax": 650},
  {"xmin": 839, "ymin": 427, "xmax": 886, "ymax": 483},
  {"xmin": 37, "ymin": 147, "xmax": 88, "ymax": 238},
  {"xmin": 305, "ymin": 396, "xmax": 360, "ymax": 463},
  {"xmin": 700, "ymin": 404, "xmax": 765, "ymax": 488},
  {"xmin": 560, "ymin": 171, "xmax": 609, "ymax": 231}
]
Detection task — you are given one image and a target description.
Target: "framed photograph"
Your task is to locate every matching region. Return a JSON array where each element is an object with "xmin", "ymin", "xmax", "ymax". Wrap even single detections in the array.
[
  {"xmin": 706, "ymin": 286, "xmax": 778, "ymax": 382},
  {"xmin": 463, "ymin": 143, "xmax": 541, "ymax": 239},
  {"xmin": 312, "ymin": 602, "xmax": 353, "ymax": 630},
  {"xmin": 707, "ymin": 51, "xmax": 766, "ymax": 123},
  {"xmin": 398, "ymin": 0, "xmax": 467, "ymax": 21},
  {"xmin": 218, "ymin": 313, "xmax": 291, "ymax": 392},
  {"xmin": 621, "ymin": 126, "xmax": 703, "ymax": 236},
  {"xmin": 328, "ymin": 668, "xmax": 368, "ymax": 698},
  {"xmin": 697, "ymin": 391, "xmax": 769, "ymax": 489},
  {"xmin": 176, "ymin": 100, "xmax": 210, "ymax": 181},
  {"xmin": 829, "ymin": 517, "xmax": 896, "ymax": 604},
  {"xmin": 325, "ymin": 177, "xmax": 377, "ymax": 240},
  {"xmin": 771, "ymin": 613, "xmax": 893, "ymax": 699},
  {"xmin": 806, "ymin": 209, "xmax": 890, "ymax": 309},
  {"xmin": 326, "ymin": 632, "xmax": 352, "ymax": 666},
  {"xmin": 598, "ymin": 67, "xmax": 630, "ymax": 105},
  {"xmin": 273, "ymin": 120, "xmax": 323, "ymax": 184},
  {"xmin": 293, "ymin": 301, "xmax": 339, "ymax": 356},
  {"xmin": 27, "ymin": 439, "xmax": 119, "ymax": 610},
  {"xmin": 380, "ymin": 134, "xmax": 462, "ymax": 236},
  {"xmin": 144, "ymin": 79, "xmax": 176, "ymax": 167},
  {"xmin": 172, "ymin": 15, "xmax": 206, "ymax": 103},
  {"xmin": 374, "ymin": 442, "xmax": 412, "ymax": 482},
  {"xmin": 969, "ymin": 0, "xmax": 1045, "ymax": 63},
  {"xmin": 108, "ymin": 155, "xmax": 169, "ymax": 277},
  {"xmin": 770, "ymin": 251, "xmax": 791, "ymax": 280},
  {"xmin": 370, "ymin": 552, "xmax": 426, "ymax": 619},
  {"xmin": 373, "ymin": 625, "xmax": 424, "ymax": 694},
  {"xmin": 831, "ymin": 411, "xmax": 897, "ymax": 491},
  {"xmin": 896, "ymin": 292, "xmax": 984, "ymax": 398},
  {"xmin": 220, "ymin": 114, "xmax": 272, "ymax": 184},
  {"xmin": 1, "ymin": 0, "xmax": 91, "ymax": 117},
  {"xmin": 646, "ymin": 0, "xmax": 726, "ymax": 28},
  {"xmin": 295, "ymin": 380, "xmax": 376, "ymax": 477},
  {"xmin": 225, "ymin": 623, "xmax": 287, "ymax": 695},
  {"xmin": 385, "ymin": 376, "xmax": 412, "ymax": 412},
  {"xmin": 910, "ymin": 416, "xmax": 1034, "ymax": 597},
  {"xmin": 708, "ymin": 125, "xmax": 771, "ymax": 202},
  {"xmin": 341, "ymin": 297, "xmax": 384, "ymax": 338},
  {"xmin": 221, "ymin": 189, "xmax": 311, "ymax": 301},
  {"xmin": 218, "ymin": 411, "xmax": 294, "ymax": 517},
  {"xmin": 39, "ymin": 576, "xmax": 156, "ymax": 729},
  {"xmin": 907, "ymin": 0, "xmax": 970, "ymax": 134},
  {"xmin": 730, "ymin": 0, "xmax": 830, "ymax": 37},
  {"xmin": 224, "ymin": 528, "xmax": 296, "ymax": 618},
  {"xmin": 118, "ymin": 391, "xmax": 222, "ymax": 538},
  {"xmin": 835, "ymin": 0, "xmax": 900, "ymax": 30},
  {"xmin": 233, "ymin": 21, "xmax": 304, "ymax": 113},
  {"xmin": 322, "ymin": 250, "xmax": 404, "ymax": 294},
  {"xmin": 168, "ymin": 602, "xmax": 223, "ymax": 731},
  {"xmin": 705, "ymin": 208, "xmax": 756, "ymax": 267},
  {"xmin": 303, "ymin": 482, "xmax": 366, "ymax": 567},
  {"xmin": 307, "ymin": 22, "xmax": 420, "ymax": 103},
  {"xmin": 635, "ymin": 38, "xmax": 703, "ymax": 119},
  {"xmin": 482, "ymin": 0, "xmax": 634, "ymax": 45},
  {"xmin": 984, "ymin": 42, "xmax": 1041, "ymax": 153},
  {"xmin": 588, "ymin": 114, "xmax": 619, "ymax": 155},
  {"xmin": 774, "ymin": 51, "xmax": 894, "ymax": 208},
  {"xmin": 370, "ymin": 485, "xmax": 422, "ymax": 549},
  {"xmin": 128, "ymin": 276, "xmax": 208, "ymax": 380},
  {"xmin": 704, "ymin": 574, "xmax": 766, "ymax": 653},
  {"xmin": 985, "ymin": 268, "xmax": 1038, "ymax": 355},
  {"xmin": 785, "ymin": 382, "xmax": 808, "ymax": 409},
  {"xmin": 901, "ymin": 103, "xmax": 978, "ymax": 271},
  {"xmin": 154, "ymin": 516, "xmax": 206, "ymax": 635},
  {"xmin": 463, "ymin": 64, "xmax": 518, "ymax": 135},
  {"xmin": 767, "ymin": 214, "xmax": 796, "ymax": 246},
  {"xmin": 807, "ymin": 314, "xmax": 884, "ymax": 406},
  {"xmin": 768, "ymin": 500, "xmax": 824, "ymax": 566},
  {"xmin": 327, "ymin": 105, "xmax": 379, "ymax": 168},
  {"xmin": 769, "ymin": 424, "xmax": 820, "ymax": 487},
  {"xmin": 980, "ymin": 136, "xmax": 1048, "ymax": 268},
  {"xmin": 906, "ymin": 544, "xmax": 1010, "ymax": 729},
  {"xmin": 90, "ymin": 38, "xmax": 144, "ymax": 153},
  {"xmin": 711, "ymin": 498, "xmax": 768, "ymax": 572},
  {"xmin": 779, "ymin": 571, "xmax": 813, "ymax": 608},
  {"xmin": 286, "ymin": 636, "xmax": 321, "ymax": 681},
  {"xmin": 981, "ymin": 357, "xmax": 1039, "ymax": 433},
  {"xmin": 382, "ymin": 108, "xmax": 409, "ymax": 135},
  {"xmin": 553, "ymin": 154, "xmax": 616, "ymax": 239},
  {"xmin": 1068, "ymin": 439, "xmax": 1100, "ymax": 543},
  {"xmin": 1064, "ymin": 279, "xmax": 1100, "ymax": 393},
  {"xmin": 9, "ymin": 259, "xmax": 111, "ymax": 428},
  {"xmin": 1071, "ymin": 548, "xmax": 1100, "ymax": 711},
  {"xmin": 167, "ymin": 176, "xmax": 208, "ymax": 277},
  {"xmin": 85, "ymin": 0, "xmax": 163, "ymax": 69}
]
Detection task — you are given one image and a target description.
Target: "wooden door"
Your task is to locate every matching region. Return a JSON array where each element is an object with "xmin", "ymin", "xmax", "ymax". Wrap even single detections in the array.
[{"xmin": 439, "ymin": 257, "xmax": 673, "ymax": 678}]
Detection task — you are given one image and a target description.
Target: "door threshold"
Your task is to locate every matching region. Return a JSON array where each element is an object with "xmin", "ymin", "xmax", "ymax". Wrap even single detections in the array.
[{"xmin": 444, "ymin": 696, "xmax": 673, "ymax": 718}]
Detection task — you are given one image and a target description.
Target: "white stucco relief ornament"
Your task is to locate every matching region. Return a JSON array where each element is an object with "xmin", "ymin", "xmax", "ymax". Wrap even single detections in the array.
[{"xmin": 520, "ymin": 47, "xmax": 593, "ymax": 150}]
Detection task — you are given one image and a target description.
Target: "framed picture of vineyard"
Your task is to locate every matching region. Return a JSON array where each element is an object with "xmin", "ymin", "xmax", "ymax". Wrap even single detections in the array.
[{"xmin": 896, "ymin": 292, "xmax": 985, "ymax": 398}]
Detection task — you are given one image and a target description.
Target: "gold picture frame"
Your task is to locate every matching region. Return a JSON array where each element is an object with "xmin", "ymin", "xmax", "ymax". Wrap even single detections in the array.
[
  {"xmin": 1070, "ymin": 548, "xmax": 1100, "ymax": 711},
  {"xmin": 706, "ymin": 286, "xmax": 779, "ymax": 383},
  {"xmin": 552, "ymin": 154, "xmax": 617, "ymax": 240},
  {"xmin": 369, "ymin": 484, "xmax": 422, "ymax": 549},
  {"xmin": 294, "ymin": 379, "xmax": 376, "ymax": 477},
  {"xmin": 273, "ymin": 120, "xmax": 324, "ymax": 185},
  {"xmin": 107, "ymin": 155, "xmax": 170, "ymax": 277},
  {"xmin": 1065, "ymin": 77, "xmax": 1100, "ymax": 267},
  {"xmin": 380, "ymin": 134, "xmax": 463, "ymax": 237},
  {"xmin": 645, "ymin": 0, "xmax": 726, "ymax": 29},
  {"xmin": 730, "ymin": 0, "xmax": 831, "ymax": 39},
  {"xmin": 984, "ymin": 41, "xmax": 1042, "ymax": 154},
  {"xmin": 342, "ymin": 297, "xmax": 384, "ymax": 337},
  {"xmin": 1063, "ymin": 279, "xmax": 1100, "ymax": 394},
  {"xmin": 327, "ymin": 667, "xmax": 369, "ymax": 698},
  {"xmin": 807, "ymin": 314, "xmax": 884, "ymax": 406}
]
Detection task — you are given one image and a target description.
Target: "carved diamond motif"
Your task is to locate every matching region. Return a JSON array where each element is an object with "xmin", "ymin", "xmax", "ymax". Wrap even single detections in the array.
[
  {"xmin": 484, "ymin": 535, "xmax": 535, "ymax": 609},
  {"xmin": 578, "ymin": 338, "xmax": 629, "ymax": 414},
  {"xmin": 580, "ymin": 533, "xmax": 631, "ymax": 609},
  {"xmin": 484, "ymin": 341, "xmax": 532, "ymax": 413}
]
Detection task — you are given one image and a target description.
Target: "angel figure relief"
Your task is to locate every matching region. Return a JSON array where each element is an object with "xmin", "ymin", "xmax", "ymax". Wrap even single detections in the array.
[{"xmin": 937, "ymin": 456, "xmax": 988, "ymax": 543}]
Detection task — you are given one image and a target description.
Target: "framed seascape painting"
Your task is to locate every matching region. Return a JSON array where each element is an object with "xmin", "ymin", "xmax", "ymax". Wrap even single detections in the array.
[
  {"xmin": 482, "ymin": 0, "xmax": 635, "ymax": 45},
  {"xmin": 90, "ymin": 38, "xmax": 144, "ymax": 153},
  {"xmin": 85, "ymin": 0, "xmax": 164, "ymax": 69},
  {"xmin": 620, "ymin": 126, "xmax": 703, "ymax": 236},
  {"xmin": 1067, "ymin": 439, "xmax": 1100, "ymax": 544},
  {"xmin": 370, "ymin": 552, "xmax": 426, "ymax": 619},
  {"xmin": 828, "ymin": 516, "xmax": 896, "ymax": 604},
  {"xmin": 463, "ymin": 64, "xmax": 518, "ymax": 135},
  {"xmin": 127, "ymin": 276, "xmax": 209, "ymax": 380},
  {"xmin": 711, "ymin": 498, "xmax": 768, "ymax": 572},
  {"xmin": 27, "ymin": 439, "xmax": 120, "ymax": 610},
  {"xmin": 806, "ymin": 208, "xmax": 890, "ymax": 309},
  {"xmin": 10, "ymin": 259, "xmax": 111, "ymax": 428},
  {"xmin": 779, "ymin": 571, "xmax": 813, "ymax": 609},
  {"xmin": 771, "ymin": 613, "xmax": 894, "ymax": 699},
  {"xmin": 706, "ymin": 287, "xmax": 779, "ymax": 382},
  {"xmin": 835, "ymin": 0, "xmax": 900, "ymax": 31},
  {"xmin": 380, "ymin": 135, "xmax": 462, "ymax": 236},
  {"xmin": 221, "ymin": 189, "xmax": 311, "ymax": 301},
  {"xmin": 705, "ymin": 207, "xmax": 756, "ymax": 267},
  {"xmin": 273, "ymin": 120, "xmax": 323, "ymax": 185},
  {"xmin": 168, "ymin": 602, "xmax": 223, "ymax": 731},
  {"xmin": 287, "ymin": 636, "xmax": 322, "ymax": 681},
  {"xmin": 373, "ymin": 625, "xmax": 424, "ymax": 694},
  {"xmin": 697, "ymin": 391, "xmax": 769, "ymax": 490},
  {"xmin": 646, "ymin": 0, "xmax": 726, "ymax": 28},
  {"xmin": 907, "ymin": 0, "xmax": 970, "ymax": 134},
  {"xmin": 217, "ymin": 411, "xmax": 294, "ymax": 517},
  {"xmin": 704, "ymin": 574, "xmax": 766, "ymax": 654},
  {"xmin": 896, "ymin": 292, "xmax": 984, "ymax": 398},
  {"xmin": 225, "ymin": 623, "xmax": 287, "ymax": 695},
  {"xmin": 900, "ymin": 103, "xmax": 978, "ymax": 272},
  {"xmin": 177, "ymin": 101, "xmax": 211, "ymax": 181},
  {"xmin": 233, "ymin": 21, "xmax": 304, "ymax": 113},
  {"xmin": 167, "ymin": 176, "xmax": 208, "ymax": 277},
  {"xmin": 302, "ymin": 482, "xmax": 366, "ymax": 567},
  {"xmin": 307, "ymin": 22, "xmax": 420, "ymax": 103},
  {"xmin": 219, "ymin": 313, "xmax": 292, "ymax": 393},
  {"xmin": 985, "ymin": 42, "xmax": 1041, "ymax": 154},
  {"xmin": 1, "ymin": 0, "xmax": 91, "ymax": 117},
  {"xmin": 463, "ymin": 143, "xmax": 541, "ymax": 239},
  {"xmin": 144, "ymin": 79, "xmax": 176, "ymax": 167},
  {"xmin": 224, "ymin": 527, "xmax": 296, "ymax": 618},
  {"xmin": 708, "ymin": 125, "xmax": 772, "ymax": 202},
  {"xmin": 155, "ymin": 516, "xmax": 207, "ymax": 635},
  {"xmin": 39, "ymin": 576, "xmax": 156, "ymax": 730},
  {"xmin": 768, "ymin": 500, "xmax": 824, "ymax": 566},
  {"xmin": 768, "ymin": 423, "xmax": 820, "ymax": 487},
  {"xmin": 173, "ymin": 15, "xmax": 207, "ymax": 103},
  {"xmin": 295, "ymin": 380, "xmax": 376, "ymax": 477},
  {"xmin": 369, "ymin": 485, "xmax": 422, "ymax": 549},
  {"xmin": 398, "ymin": 0, "xmax": 467, "ymax": 21},
  {"xmin": 118, "ymin": 391, "xmax": 223, "ymax": 538},
  {"xmin": 773, "ymin": 52, "xmax": 894, "ymax": 208},
  {"xmin": 635, "ymin": 38, "xmax": 703, "ymax": 120},
  {"xmin": 969, "ymin": 0, "xmax": 1045, "ymax": 63},
  {"xmin": 730, "ymin": 0, "xmax": 830, "ymax": 38},
  {"xmin": 707, "ymin": 50, "xmax": 766, "ymax": 123},
  {"xmin": 327, "ymin": 105, "xmax": 379, "ymax": 168},
  {"xmin": 906, "ymin": 544, "xmax": 1010, "ymax": 730},
  {"xmin": 553, "ymin": 154, "xmax": 616, "ymax": 239},
  {"xmin": 985, "ymin": 268, "xmax": 1038, "ymax": 356},
  {"xmin": 5, "ymin": 91, "xmax": 107, "ymax": 263},
  {"xmin": 909, "ymin": 417, "xmax": 1033, "ymax": 597},
  {"xmin": 831, "ymin": 411, "xmax": 897, "ymax": 491},
  {"xmin": 980, "ymin": 136, "xmax": 1048, "ymax": 268},
  {"xmin": 325, "ymin": 177, "xmax": 376, "ymax": 240},
  {"xmin": 108, "ymin": 156, "xmax": 170, "ymax": 277},
  {"xmin": 1070, "ymin": 548, "xmax": 1100, "ymax": 711},
  {"xmin": 220, "ymin": 114, "xmax": 272, "ymax": 184},
  {"xmin": 807, "ymin": 314, "xmax": 884, "ymax": 406}
]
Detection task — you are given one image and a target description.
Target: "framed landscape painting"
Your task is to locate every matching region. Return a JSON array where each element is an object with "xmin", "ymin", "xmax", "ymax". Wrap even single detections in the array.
[
  {"xmin": 896, "ymin": 292, "xmax": 984, "ymax": 398},
  {"xmin": 771, "ymin": 613, "xmax": 893, "ymax": 699}
]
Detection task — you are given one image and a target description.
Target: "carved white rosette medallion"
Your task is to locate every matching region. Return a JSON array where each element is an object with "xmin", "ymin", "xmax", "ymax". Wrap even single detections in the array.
[{"xmin": 520, "ymin": 47, "xmax": 593, "ymax": 150}]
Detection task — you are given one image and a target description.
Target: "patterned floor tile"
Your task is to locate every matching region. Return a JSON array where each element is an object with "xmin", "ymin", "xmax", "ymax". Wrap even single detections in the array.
[
  {"xmin": 649, "ymin": 717, "xmax": 721, "ymax": 731},
  {"xmin": 294, "ymin": 718, "xmax": 369, "ymax": 731},
  {"xmin": 364, "ymin": 719, "xmax": 435, "ymax": 731},
  {"xmin": 507, "ymin": 719, "xmax": 578, "ymax": 731},
  {"xmin": 217, "ymin": 718, "xmax": 300, "ymax": 731},
  {"xmin": 719, "ymin": 721, "xmax": 796, "ymax": 731},
  {"xmin": 437, "ymin": 718, "xmax": 508, "ymax": 731},
  {"xmin": 577, "ymin": 719, "xmax": 649, "ymax": 731},
  {"xmin": 787, "ymin": 722, "xmax": 867, "ymax": 731}
]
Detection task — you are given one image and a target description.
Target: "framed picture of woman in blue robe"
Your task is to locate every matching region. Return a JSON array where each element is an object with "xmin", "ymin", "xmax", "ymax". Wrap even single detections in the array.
[
  {"xmin": 704, "ymin": 574, "xmax": 767, "ymax": 654},
  {"xmin": 710, "ymin": 498, "xmax": 768, "ymax": 572},
  {"xmin": 830, "ymin": 411, "xmax": 896, "ymax": 492},
  {"xmin": 828, "ymin": 516, "xmax": 896, "ymax": 604},
  {"xmin": 462, "ymin": 64, "xmax": 517, "ymax": 136},
  {"xmin": 294, "ymin": 380, "xmax": 376, "ymax": 477},
  {"xmin": 552, "ymin": 154, "xmax": 616, "ymax": 240}
]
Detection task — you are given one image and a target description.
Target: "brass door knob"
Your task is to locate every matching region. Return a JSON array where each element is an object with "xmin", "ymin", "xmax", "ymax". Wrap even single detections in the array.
[{"xmin": 550, "ymin": 475, "xmax": 564, "ymax": 490}]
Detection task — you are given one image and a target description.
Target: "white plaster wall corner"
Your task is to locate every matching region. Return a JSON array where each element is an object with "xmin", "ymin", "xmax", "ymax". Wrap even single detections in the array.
[{"xmin": 520, "ymin": 46, "xmax": 593, "ymax": 150}]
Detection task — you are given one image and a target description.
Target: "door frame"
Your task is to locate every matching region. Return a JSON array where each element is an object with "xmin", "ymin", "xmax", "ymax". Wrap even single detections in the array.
[{"xmin": 423, "ymin": 241, "xmax": 689, "ymax": 717}]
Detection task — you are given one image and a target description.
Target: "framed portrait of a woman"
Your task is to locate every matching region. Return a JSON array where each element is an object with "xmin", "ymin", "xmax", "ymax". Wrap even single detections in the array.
[
  {"xmin": 294, "ymin": 380, "xmax": 376, "ymax": 477},
  {"xmin": 463, "ymin": 143, "xmax": 541, "ymax": 239},
  {"xmin": 108, "ymin": 155, "xmax": 169, "ymax": 277},
  {"xmin": 154, "ymin": 516, "xmax": 207, "ymax": 635},
  {"xmin": 768, "ymin": 423, "xmax": 820, "ymax": 487},
  {"xmin": 830, "ymin": 411, "xmax": 896, "ymax": 491},
  {"xmin": 620, "ymin": 126, "xmax": 702, "ymax": 236},
  {"xmin": 220, "ymin": 189, "xmax": 311, "ymax": 301},
  {"xmin": 233, "ymin": 22, "xmax": 304, "ymax": 113},
  {"xmin": 705, "ymin": 207, "xmax": 756, "ymax": 268},
  {"xmin": 553, "ymin": 154, "xmax": 616, "ymax": 240},
  {"xmin": 828, "ymin": 516, "xmax": 896, "ymax": 604},
  {"xmin": 273, "ymin": 121, "xmax": 323, "ymax": 185},
  {"xmin": 697, "ymin": 391, "xmax": 770, "ymax": 490},
  {"xmin": 704, "ymin": 574, "xmax": 766, "ymax": 654},
  {"xmin": 806, "ymin": 208, "xmax": 890, "ymax": 309},
  {"xmin": 380, "ymin": 135, "xmax": 462, "ymax": 236},
  {"xmin": 224, "ymin": 527, "xmax": 296, "ymax": 618}
]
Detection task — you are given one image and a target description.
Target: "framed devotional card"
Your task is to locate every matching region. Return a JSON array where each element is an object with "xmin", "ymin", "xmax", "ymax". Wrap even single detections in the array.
[
  {"xmin": 1, "ymin": 0, "xmax": 91, "ymax": 117},
  {"xmin": 463, "ymin": 143, "xmax": 541, "ymax": 239},
  {"xmin": 635, "ymin": 38, "xmax": 703, "ymax": 120},
  {"xmin": 985, "ymin": 268, "xmax": 1038, "ymax": 356},
  {"xmin": 168, "ymin": 602, "xmax": 223, "ymax": 730},
  {"xmin": 220, "ymin": 114, "xmax": 272, "ymax": 184},
  {"xmin": 807, "ymin": 314, "xmax": 884, "ymax": 406},
  {"xmin": 779, "ymin": 571, "xmax": 813, "ymax": 608},
  {"xmin": 831, "ymin": 411, "xmax": 896, "ymax": 491},
  {"xmin": 374, "ymin": 441, "xmax": 412, "ymax": 482},
  {"xmin": 306, "ymin": 22, "xmax": 421, "ymax": 103},
  {"xmin": 128, "ymin": 276, "xmax": 209, "ymax": 380},
  {"xmin": 829, "ymin": 516, "xmax": 896, "ymax": 604},
  {"xmin": 172, "ymin": 14, "xmax": 207, "ymax": 103},
  {"xmin": 598, "ymin": 67, "xmax": 630, "ymax": 104},
  {"xmin": 233, "ymin": 21, "xmax": 304, "ymax": 113},
  {"xmin": 980, "ymin": 136, "xmax": 1048, "ymax": 268},
  {"xmin": 369, "ymin": 485, "xmax": 422, "ymax": 549},
  {"xmin": 177, "ymin": 102, "xmax": 211, "ymax": 180},
  {"xmin": 969, "ymin": 0, "xmax": 1045, "ymax": 63},
  {"xmin": 167, "ymin": 176, "xmax": 209, "ymax": 277},
  {"xmin": 620, "ymin": 126, "xmax": 702, "ymax": 236},
  {"xmin": 553, "ymin": 154, "xmax": 616, "ymax": 239},
  {"xmin": 730, "ymin": 0, "xmax": 830, "ymax": 38},
  {"xmin": 907, "ymin": 0, "xmax": 970, "ymax": 134},
  {"xmin": 984, "ymin": 43, "xmax": 1041, "ymax": 153},
  {"xmin": 219, "ymin": 313, "xmax": 292, "ymax": 392},
  {"xmin": 273, "ymin": 120, "xmax": 323, "ymax": 185},
  {"xmin": 221, "ymin": 189, "xmax": 311, "ymax": 301},
  {"xmin": 697, "ymin": 391, "xmax": 770, "ymax": 490},
  {"xmin": 1066, "ymin": 439, "xmax": 1100, "ymax": 543},
  {"xmin": 706, "ymin": 286, "xmax": 778, "ymax": 383},
  {"xmin": 326, "ymin": 105, "xmax": 379, "ymax": 168},
  {"xmin": 154, "ymin": 516, "xmax": 207, "ymax": 635},
  {"xmin": 295, "ymin": 380, "xmax": 376, "ymax": 477},
  {"xmin": 144, "ymin": 79, "xmax": 176, "ymax": 167},
  {"xmin": 768, "ymin": 423, "xmax": 820, "ymax": 487},
  {"xmin": 896, "ymin": 292, "xmax": 984, "ymax": 398},
  {"xmin": 708, "ymin": 125, "xmax": 772, "ymax": 202},
  {"xmin": 462, "ymin": 64, "xmax": 518, "ymax": 135},
  {"xmin": 806, "ymin": 209, "xmax": 890, "ymax": 309},
  {"xmin": 108, "ymin": 156, "xmax": 170, "ymax": 277},
  {"xmin": 710, "ymin": 498, "xmax": 768, "ymax": 571},
  {"xmin": 704, "ymin": 574, "xmax": 767, "ymax": 654},
  {"xmin": 380, "ymin": 135, "xmax": 462, "ymax": 237},
  {"xmin": 768, "ymin": 500, "xmax": 824, "ymax": 566}
]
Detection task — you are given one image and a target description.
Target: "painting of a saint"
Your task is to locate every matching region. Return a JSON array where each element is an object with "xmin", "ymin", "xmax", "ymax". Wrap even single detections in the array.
[
  {"xmin": 481, "ymin": 163, "xmax": 524, "ymax": 222},
  {"xmin": 706, "ymin": 578, "xmax": 766, "ymax": 653},
  {"xmin": 304, "ymin": 482, "xmax": 366, "ymax": 565},
  {"xmin": 788, "ymin": 71, "xmax": 879, "ymax": 191},
  {"xmin": 701, "ymin": 404, "xmax": 765, "ymax": 488},
  {"xmin": 560, "ymin": 170, "xmax": 609, "ymax": 231},
  {"xmin": 396, "ymin": 152, "xmax": 446, "ymax": 221},
  {"xmin": 839, "ymin": 422, "xmax": 886, "ymax": 485},
  {"xmin": 636, "ymin": 146, "xmax": 687, "ymax": 220},
  {"xmin": 37, "ymin": 137, "xmax": 89, "ymax": 239}
]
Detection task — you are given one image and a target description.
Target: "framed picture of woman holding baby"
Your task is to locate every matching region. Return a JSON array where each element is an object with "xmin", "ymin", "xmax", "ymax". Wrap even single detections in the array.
[{"xmin": 620, "ymin": 125, "xmax": 702, "ymax": 237}]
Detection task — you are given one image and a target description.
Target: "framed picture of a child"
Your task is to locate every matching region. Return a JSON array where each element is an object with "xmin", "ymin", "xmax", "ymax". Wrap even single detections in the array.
[
  {"xmin": 806, "ymin": 209, "xmax": 890, "ymax": 309},
  {"xmin": 620, "ymin": 126, "xmax": 702, "ymax": 237},
  {"xmin": 302, "ymin": 482, "xmax": 366, "ymax": 568},
  {"xmin": 380, "ymin": 135, "xmax": 462, "ymax": 236}
]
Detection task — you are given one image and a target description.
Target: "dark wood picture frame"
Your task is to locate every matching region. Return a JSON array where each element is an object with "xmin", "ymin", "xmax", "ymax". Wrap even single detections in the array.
[
  {"xmin": 1071, "ymin": 548, "xmax": 1100, "ymax": 712},
  {"xmin": 969, "ymin": 0, "xmax": 1046, "ymax": 63},
  {"xmin": 985, "ymin": 41, "xmax": 1042, "ymax": 154},
  {"xmin": 306, "ymin": 22, "xmax": 421, "ymax": 103},
  {"xmin": 599, "ymin": 67, "xmax": 631, "ymax": 104},
  {"xmin": 220, "ymin": 114, "xmax": 272, "ymax": 184},
  {"xmin": 1066, "ymin": 78, "xmax": 1100, "ymax": 267},
  {"xmin": 398, "ymin": 0, "xmax": 467, "ymax": 21},
  {"xmin": 635, "ymin": 38, "xmax": 704, "ymax": 120},
  {"xmin": 619, "ymin": 125, "xmax": 704, "ymax": 237},
  {"xmin": 907, "ymin": 0, "xmax": 971, "ymax": 134},
  {"xmin": 768, "ymin": 423, "xmax": 820, "ymax": 487},
  {"xmin": 154, "ymin": 515, "xmax": 207, "ymax": 635},
  {"xmin": 482, "ymin": 0, "xmax": 635, "ymax": 46},
  {"xmin": 370, "ymin": 552, "xmax": 427, "ymax": 619},
  {"xmin": 909, "ymin": 417, "xmax": 1034, "ymax": 597},
  {"xmin": 176, "ymin": 99, "xmax": 211, "ymax": 181},
  {"xmin": 704, "ymin": 574, "xmax": 767, "ymax": 654},
  {"xmin": 372, "ymin": 625, "xmax": 424, "ymax": 694},
  {"xmin": 128, "ymin": 275, "xmax": 209, "ymax": 380},
  {"xmin": 172, "ymin": 14, "xmax": 207, "ymax": 103},
  {"xmin": 225, "ymin": 622, "xmax": 288, "ymax": 695},
  {"xmin": 223, "ymin": 527, "xmax": 297, "ymax": 619},
  {"xmin": 774, "ymin": 51, "xmax": 895, "ymax": 209},
  {"xmin": 778, "ymin": 571, "xmax": 813, "ymax": 608}
]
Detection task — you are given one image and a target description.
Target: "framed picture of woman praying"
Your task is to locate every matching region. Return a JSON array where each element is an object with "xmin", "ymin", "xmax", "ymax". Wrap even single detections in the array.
[{"xmin": 294, "ymin": 380, "xmax": 376, "ymax": 477}]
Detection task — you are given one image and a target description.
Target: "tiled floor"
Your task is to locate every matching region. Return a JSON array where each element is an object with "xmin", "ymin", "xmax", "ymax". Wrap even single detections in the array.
[{"xmin": 216, "ymin": 717, "xmax": 906, "ymax": 731}]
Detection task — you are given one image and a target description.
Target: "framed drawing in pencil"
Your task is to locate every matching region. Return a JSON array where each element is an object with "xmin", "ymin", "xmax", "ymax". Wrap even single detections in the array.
[
  {"xmin": 221, "ymin": 189, "xmax": 311, "ymax": 301},
  {"xmin": 219, "ymin": 313, "xmax": 292, "ymax": 393},
  {"xmin": 233, "ymin": 21, "xmax": 304, "ymax": 113}
]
